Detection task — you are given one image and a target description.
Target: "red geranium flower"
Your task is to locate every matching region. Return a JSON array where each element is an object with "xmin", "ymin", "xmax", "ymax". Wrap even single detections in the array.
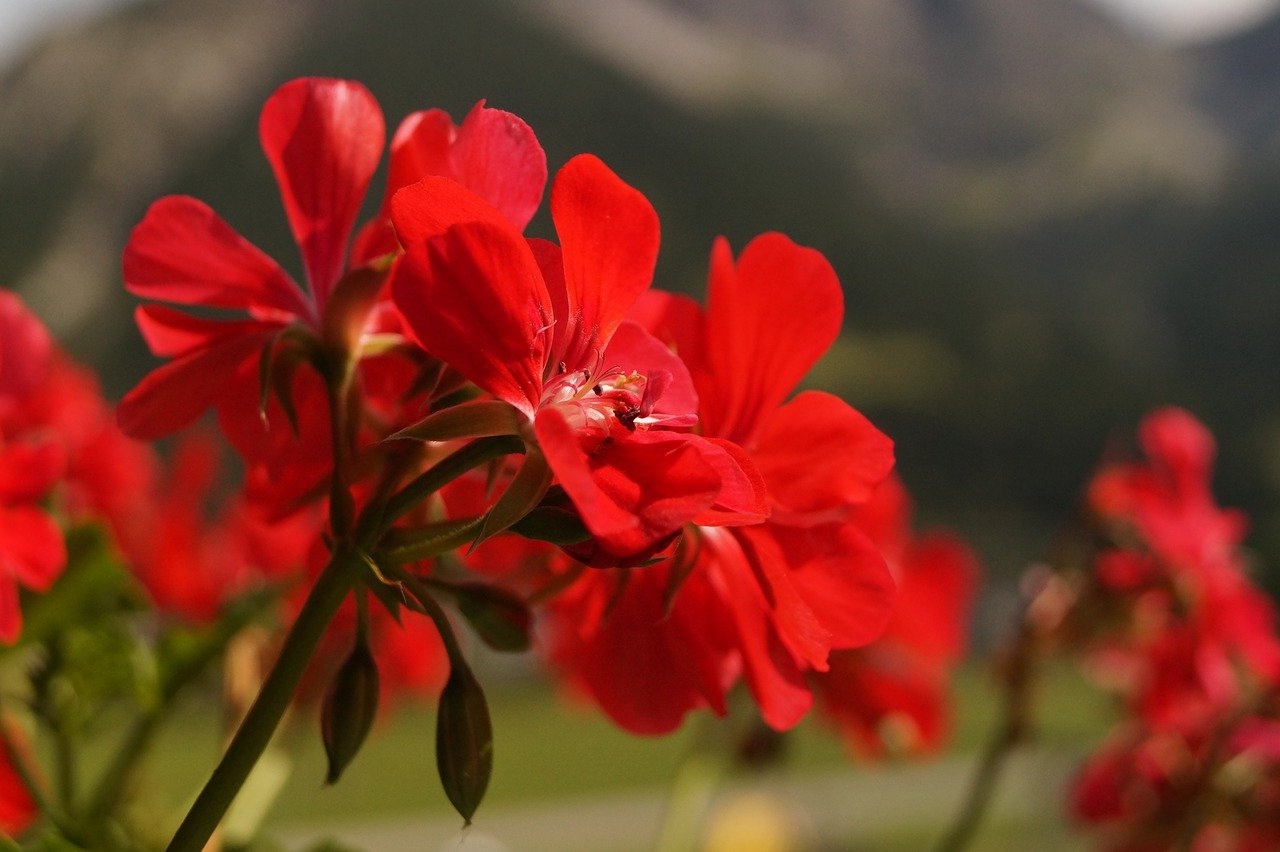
[
  {"xmin": 119, "ymin": 77, "xmax": 385, "ymax": 442},
  {"xmin": 119, "ymin": 78, "xmax": 547, "ymax": 473},
  {"xmin": 391, "ymin": 154, "xmax": 760, "ymax": 563},
  {"xmin": 543, "ymin": 233, "xmax": 897, "ymax": 733}
]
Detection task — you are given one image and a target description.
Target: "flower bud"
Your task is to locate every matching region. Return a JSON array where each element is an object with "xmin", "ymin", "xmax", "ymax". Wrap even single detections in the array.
[
  {"xmin": 321, "ymin": 633, "xmax": 379, "ymax": 784},
  {"xmin": 436, "ymin": 663, "xmax": 492, "ymax": 824}
]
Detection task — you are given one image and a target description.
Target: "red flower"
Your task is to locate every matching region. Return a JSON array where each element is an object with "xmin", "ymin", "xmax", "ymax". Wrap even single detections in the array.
[
  {"xmin": 120, "ymin": 79, "xmax": 551, "ymax": 536},
  {"xmin": 814, "ymin": 475, "xmax": 979, "ymax": 756},
  {"xmin": 1090, "ymin": 407, "xmax": 1248, "ymax": 582},
  {"xmin": 543, "ymin": 233, "xmax": 897, "ymax": 733},
  {"xmin": 0, "ymin": 292, "xmax": 67, "ymax": 644},
  {"xmin": 1083, "ymin": 408, "xmax": 1280, "ymax": 714},
  {"xmin": 119, "ymin": 77, "xmax": 385, "ymax": 442},
  {"xmin": 391, "ymin": 154, "xmax": 757, "ymax": 563},
  {"xmin": 122, "ymin": 432, "xmax": 314, "ymax": 623}
]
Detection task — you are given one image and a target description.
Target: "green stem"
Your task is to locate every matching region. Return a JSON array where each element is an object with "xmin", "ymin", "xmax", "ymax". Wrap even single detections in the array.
[
  {"xmin": 166, "ymin": 554, "xmax": 358, "ymax": 852},
  {"xmin": 654, "ymin": 720, "xmax": 725, "ymax": 852},
  {"xmin": 383, "ymin": 566, "xmax": 467, "ymax": 663},
  {"xmin": 377, "ymin": 436, "xmax": 523, "ymax": 532},
  {"xmin": 934, "ymin": 620, "xmax": 1037, "ymax": 852}
]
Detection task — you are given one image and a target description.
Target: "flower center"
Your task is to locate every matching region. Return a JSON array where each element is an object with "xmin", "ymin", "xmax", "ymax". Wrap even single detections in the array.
[{"xmin": 541, "ymin": 360, "xmax": 654, "ymax": 439}]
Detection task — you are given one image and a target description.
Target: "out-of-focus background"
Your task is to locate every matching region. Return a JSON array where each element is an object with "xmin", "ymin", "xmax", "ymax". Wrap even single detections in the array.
[
  {"xmin": 6, "ymin": 0, "xmax": 1280, "ymax": 584},
  {"xmin": 3, "ymin": 0, "xmax": 1280, "ymax": 845}
]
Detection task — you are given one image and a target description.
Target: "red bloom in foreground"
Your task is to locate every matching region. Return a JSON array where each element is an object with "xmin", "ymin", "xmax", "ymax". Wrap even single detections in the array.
[
  {"xmin": 392, "ymin": 154, "xmax": 760, "ymax": 562},
  {"xmin": 119, "ymin": 78, "xmax": 546, "ymax": 465},
  {"xmin": 543, "ymin": 233, "xmax": 897, "ymax": 733},
  {"xmin": 119, "ymin": 77, "xmax": 385, "ymax": 442}
]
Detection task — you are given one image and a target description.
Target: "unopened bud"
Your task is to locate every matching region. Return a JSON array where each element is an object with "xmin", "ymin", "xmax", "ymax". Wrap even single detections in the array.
[{"xmin": 321, "ymin": 634, "xmax": 380, "ymax": 784}]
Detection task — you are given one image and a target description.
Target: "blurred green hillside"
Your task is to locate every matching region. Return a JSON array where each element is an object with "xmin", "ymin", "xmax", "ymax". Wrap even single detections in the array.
[{"xmin": 3, "ymin": 0, "xmax": 1280, "ymax": 585}]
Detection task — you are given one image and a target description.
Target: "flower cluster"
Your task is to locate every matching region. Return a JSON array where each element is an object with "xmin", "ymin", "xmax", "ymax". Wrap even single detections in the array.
[
  {"xmin": 98, "ymin": 75, "xmax": 918, "ymax": 840},
  {"xmin": 1041, "ymin": 408, "xmax": 1280, "ymax": 849}
]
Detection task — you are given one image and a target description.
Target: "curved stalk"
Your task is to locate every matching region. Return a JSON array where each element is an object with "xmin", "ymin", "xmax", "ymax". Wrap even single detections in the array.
[
  {"xmin": 934, "ymin": 620, "xmax": 1037, "ymax": 852},
  {"xmin": 166, "ymin": 553, "xmax": 358, "ymax": 852}
]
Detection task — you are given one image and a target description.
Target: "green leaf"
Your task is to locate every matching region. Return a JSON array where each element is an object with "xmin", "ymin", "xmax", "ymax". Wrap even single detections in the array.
[{"xmin": 435, "ymin": 663, "xmax": 492, "ymax": 824}]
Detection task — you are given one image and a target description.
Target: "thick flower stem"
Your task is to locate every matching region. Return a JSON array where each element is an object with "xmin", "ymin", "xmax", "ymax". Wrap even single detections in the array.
[{"xmin": 166, "ymin": 553, "xmax": 358, "ymax": 852}]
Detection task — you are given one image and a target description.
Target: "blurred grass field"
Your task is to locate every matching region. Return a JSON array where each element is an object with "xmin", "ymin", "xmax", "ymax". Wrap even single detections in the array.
[{"xmin": 131, "ymin": 658, "xmax": 1113, "ymax": 850}]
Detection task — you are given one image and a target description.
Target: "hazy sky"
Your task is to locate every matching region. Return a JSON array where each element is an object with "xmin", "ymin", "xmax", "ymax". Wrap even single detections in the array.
[
  {"xmin": 1087, "ymin": 0, "xmax": 1280, "ymax": 40},
  {"xmin": 0, "ymin": 0, "xmax": 1279, "ymax": 66}
]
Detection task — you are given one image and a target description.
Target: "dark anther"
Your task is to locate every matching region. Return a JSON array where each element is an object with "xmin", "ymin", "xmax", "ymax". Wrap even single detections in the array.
[
  {"xmin": 617, "ymin": 407, "xmax": 640, "ymax": 431},
  {"xmin": 592, "ymin": 384, "xmax": 603, "ymax": 395}
]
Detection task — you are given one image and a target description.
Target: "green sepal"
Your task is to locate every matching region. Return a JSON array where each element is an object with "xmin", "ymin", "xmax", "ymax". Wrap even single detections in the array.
[
  {"xmin": 509, "ymin": 505, "xmax": 591, "ymax": 546},
  {"xmin": 376, "ymin": 517, "xmax": 485, "ymax": 565},
  {"xmin": 388, "ymin": 400, "xmax": 524, "ymax": 443},
  {"xmin": 473, "ymin": 448, "xmax": 553, "ymax": 549},
  {"xmin": 257, "ymin": 325, "xmax": 319, "ymax": 435},
  {"xmin": 435, "ymin": 662, "xmax": 493, "ymax": 825}
]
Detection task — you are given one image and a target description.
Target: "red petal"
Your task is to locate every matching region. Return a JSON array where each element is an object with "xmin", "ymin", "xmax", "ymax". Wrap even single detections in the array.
[
  {"xmin": 732, "ymin": 526, "xmax": 833, "ymax": 669},
  {"xmin": 702, "ymin": 530, "xmax": 813, "ymax": 729},
  {"xmin": 0, "ymin": 441, "xmax": 65, "ymax": 503},
  {"xmin": 448, "ymin": 101, "xmax": 546, "ymax": 232},
  {"xmin": 534, "ymin": 410, "xmax": 720, "ymax": 561},
  {"xmin": 752, "ymin": 391, "xmax": 894, "ymax": 523},
  {"xmin": 627, "ymin": 288, "xmax": 706, "ymax": 372},
  {"xmin": 0, "ymin": 291, "xmax": 52, "ymax": 400},
  {"xmin": 690, "ymin": 437, "xmax": 769, "ymax": 527},
  {"xmin": 386, "ymin": 109, "xmax": 456, "ymax": 201},
  {"xmin": 124, "ymin": 196, "xmax": 312, "ymax": 320},
  {"xmin": 118, "ymin": 331, "xmax": 272, "ymax": 440},
  {"xmin": 1139, "ymin": 406, "xmax": 1215, "ymax": 494},
  {"xmin": 0, "ymin": 505, "xmax": 66, "ymax": 593},
  {"xmin": 394, "ymin": 221, "xmax": 552, "ymax": 415},
  {"xmin": 817, "ymin": 649, "xmax": 950, "ymax": 756},
  {"xmin": 701, "ymin": 234, "xmax": 843, "ymax": 445},
  {"xmin": 770, "ymin": 522, "xmax": 897, "ymax": 650},
  {"xmin": 389, "ymin": 176, "xmax": 511, "ymax": 247},
  {"xmin": 0, "ymin": 577, "xmax": 18, "ymax": 645},
  {"xmin": 550, "ymin": 154, "xmax": 660, "ymax": 370},
  {"xmin": 601, "ymin": 320, "xmax": 698, "ymax": 418},
  {"xmin": 890, "ymin": 533, "xmax": 980, "ymax": 663},
  {"xmin": 387, "ymin": 103, "xmax": 546, "ymax": 233},
  {"xmin": 260, "ymin": 78, "xmax": 385, "ymax": 306},
  {"xmin": 548, "ymin": 566, "xmax": 733, "ymax": 734},
  {"xmin": 135, "ymin": 305, "xmax": 281, "ymax": 358}
]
